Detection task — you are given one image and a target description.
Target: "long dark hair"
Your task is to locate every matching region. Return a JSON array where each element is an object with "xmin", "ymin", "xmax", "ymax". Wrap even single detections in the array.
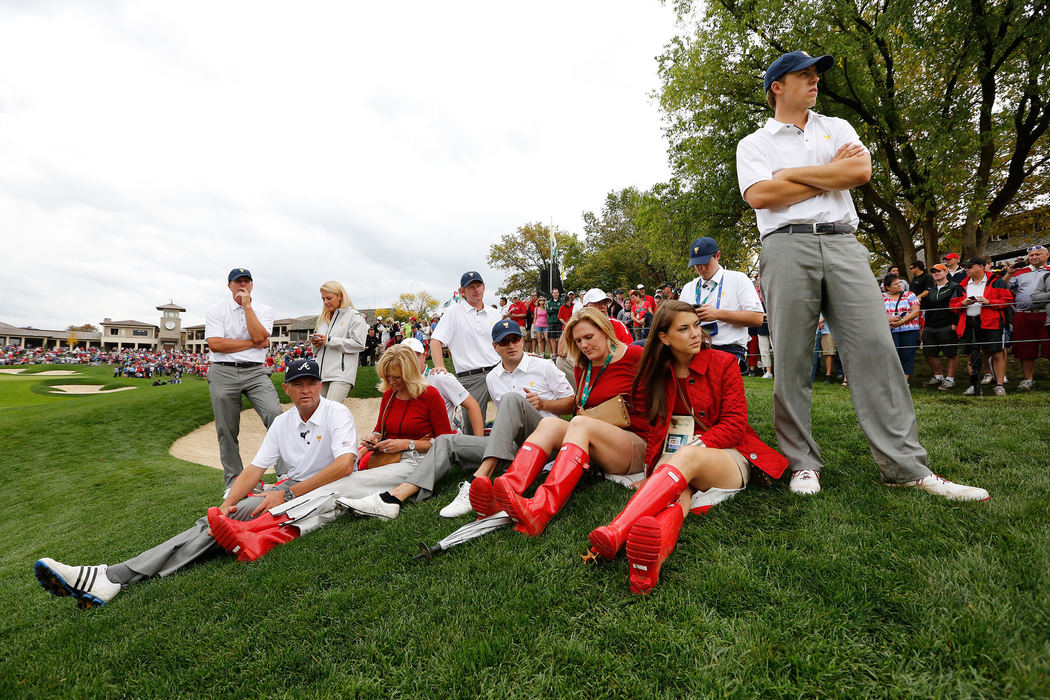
[{"xmin": 630, "ymin": 300, "xmax": 712, "ymax": 424}]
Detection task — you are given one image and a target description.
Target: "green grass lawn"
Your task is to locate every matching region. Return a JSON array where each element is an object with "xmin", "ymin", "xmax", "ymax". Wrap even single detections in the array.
[{"xmin": 2, "ymin": 364, "xmax": 1048, "ymax": 697}]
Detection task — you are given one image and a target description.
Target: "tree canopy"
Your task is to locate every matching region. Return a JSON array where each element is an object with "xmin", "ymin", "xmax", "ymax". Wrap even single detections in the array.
[
  {"xmin": 658, "ymin": 0, "xmax": 1050, "ymax": 268},
  {"xmin": 391, "ymin": 291, "xmax": 438, "ymax": 323},
  {"xmin": 486, "ymin": 222, "xmax": 579, "ymax": 296}
]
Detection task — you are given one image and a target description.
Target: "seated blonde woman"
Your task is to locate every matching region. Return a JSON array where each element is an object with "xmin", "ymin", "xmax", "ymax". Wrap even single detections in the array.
[
  {"xmin": 357, "ymin": 344, "xmax": 452, "ymax": 471},
  {"xmin": 310, "ymin": 280, "xmax": 368, "ymax": 403},
  {"xmin": 490, "ymin": 308, "xmax": 651, "ymax": 536}
]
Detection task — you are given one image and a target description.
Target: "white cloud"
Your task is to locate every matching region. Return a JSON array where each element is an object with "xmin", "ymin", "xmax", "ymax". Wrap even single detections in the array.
[{"xmin": 0, "ymin": 0, "xmax": 675, "ymax": 329}]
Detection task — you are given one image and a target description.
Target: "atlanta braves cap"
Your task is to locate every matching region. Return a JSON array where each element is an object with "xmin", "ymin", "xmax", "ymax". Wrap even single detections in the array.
[{"xmin": 285, "ymin": 358, "xmax": 321, "ymax": 382}]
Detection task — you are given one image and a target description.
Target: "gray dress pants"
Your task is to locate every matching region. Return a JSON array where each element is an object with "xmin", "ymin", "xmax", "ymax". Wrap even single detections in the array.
[
  {"xmin": 402, "ymin": 393, "xmax": 546, "ymax": 494},
  {"xmin": 207, "ymin": 364, "xmax": 283, "ymax": 488},
  {"xmin": 759, "ymin": 231, "xmax": 931, "ymax": 483},
  {"xmin": 456, "ymin": 371, "xmax": 491, "ymax": 436}
]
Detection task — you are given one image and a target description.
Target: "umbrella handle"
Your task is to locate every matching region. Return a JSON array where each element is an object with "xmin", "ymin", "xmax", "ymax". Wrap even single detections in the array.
[{"xmin": 412, "ymin": 541, "xmax": 444, "ymax": 560}]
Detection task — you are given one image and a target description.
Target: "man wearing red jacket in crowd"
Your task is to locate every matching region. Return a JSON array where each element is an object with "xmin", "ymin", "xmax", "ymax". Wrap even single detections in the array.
[
  {"xmin": 582, "ymin": 288, "xmax": 634, "ymax": 345},
  {"xmin": 950, "ymin": 257, "xmax": 1014, "ymax": 396}
]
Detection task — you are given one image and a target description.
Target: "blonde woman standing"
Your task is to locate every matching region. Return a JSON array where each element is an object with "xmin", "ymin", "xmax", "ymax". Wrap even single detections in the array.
[{"xmin": 311, "ymin": 281, "xmax": 368, "ymax": 403}]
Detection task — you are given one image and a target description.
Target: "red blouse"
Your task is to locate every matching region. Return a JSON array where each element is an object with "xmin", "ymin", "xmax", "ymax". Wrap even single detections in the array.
[
  {"xmin": 574, "ymin": 343, "xmax": 649, "ymax": 435},
  {"xmin": 373, "ymin": 385, "xmax": 452, "ymax": 439}
]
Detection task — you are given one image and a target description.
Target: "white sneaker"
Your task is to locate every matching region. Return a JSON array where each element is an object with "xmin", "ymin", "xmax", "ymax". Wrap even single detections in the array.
[
  {"xmin": 761, "ymin": 372, "xmax": 774, "ymax": 379},
  {"xmin": 789, "ymin": 469, "xmax": 821, "ymax": 495},
  {"xmin": 963, "ymin": 385, "xmax": 976, "ymax": 396},
  {"xmin": 886, "ymin": 474, "xmax": 989, "ymax": 501},
  {"xmin": 993, "ymin": 385, "xmax": 1006, "ymax": 396},
  {"xmin": 938, "ymin": 378, "xmax": 955, "ymax": 390},
  {"xmin": 980, "ymin": 373, "xmax": 993, "ymax": 384},
  {"xmin": 1018, "ymin": 379, "xmax": 1034, "ymax": 391},
  {"xmin": 34, "ymin": 558, "xmax": 121, "ymax": 608},
  {"xmin": 438, "ymin": 481, "xmax": 474, "ymax": 518},
  {"xmin": 336, "ymin": 492, "xmax": 400, "ymax": 520},
  {"xmin": 925, "ymin": 376, "xmax": 944, "ymax": 386}
]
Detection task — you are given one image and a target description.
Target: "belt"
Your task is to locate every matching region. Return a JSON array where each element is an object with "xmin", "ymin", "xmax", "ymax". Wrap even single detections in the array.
[
  {"xmin": 457, "ymin": 364, "xmax": 496, "ymax": 378},
  {"xmin": 772, "ymin": 223, "xmax": 854, "ymax": 235},
  {"xmin": 214, "ymin": 361, "xmax": 263, "ymax": 368}
]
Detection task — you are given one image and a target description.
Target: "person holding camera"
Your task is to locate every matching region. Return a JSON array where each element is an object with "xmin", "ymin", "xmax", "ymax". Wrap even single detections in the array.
[
  {"xmin": 678, "ymin": 237, "xmax": 764, "ymax": 372},
  {"xmin": 882, "ymin": 273, "xmax": 921, "ymax": 381}
]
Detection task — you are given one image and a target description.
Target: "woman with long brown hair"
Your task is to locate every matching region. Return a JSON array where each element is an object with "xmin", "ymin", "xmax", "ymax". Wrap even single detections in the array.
[{"xmin": 585, "ymin": 300, "xmax": 787, "ymax": 594}]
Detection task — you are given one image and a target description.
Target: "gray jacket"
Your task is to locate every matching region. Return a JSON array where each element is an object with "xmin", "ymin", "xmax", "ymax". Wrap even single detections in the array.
[{"xmin": 314, "ymin": 308, "xmax": 368, "ymax": 385}]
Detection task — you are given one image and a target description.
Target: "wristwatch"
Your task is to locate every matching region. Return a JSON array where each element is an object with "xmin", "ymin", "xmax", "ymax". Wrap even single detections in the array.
[
  {"xmin": 283, "ymin": 487, "xmax": 296, "ymax": 502},
  {"xmin": 408, "ymin": 440, "xmax": 416, "ymax": 452}
]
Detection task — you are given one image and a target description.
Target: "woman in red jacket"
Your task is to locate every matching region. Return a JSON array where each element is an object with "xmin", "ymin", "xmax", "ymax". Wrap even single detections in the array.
[
  {"xmin": 358, "ymin": 345, "xmax": 452, "ymax": 470},
  {"xmin": 586, "ymin": 300, "xmax": 787, "ymax": 594},
  {"xmin": 487, "ymin": 308, "xmax": 651, "ymax": 536}
]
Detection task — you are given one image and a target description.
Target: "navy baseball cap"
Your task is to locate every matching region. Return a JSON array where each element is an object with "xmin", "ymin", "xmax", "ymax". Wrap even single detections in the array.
[
  {"xmin": 688, "ymin": 237, "xmax": 719, "ymax": 266},
  {"xmin": 764, "ymin": 51, "xmax": 834, "ymax": 91},
  {"xmin": 285, "ymin": 358, "xmax": 321, "ymax": 382},
  {"xmin": 460, "ymin": 271, "xmax": 484, "ymax": 287},
  {"xmin": 228, "ymin": 267, "xmax": 252, "ymax": 282},
  {"xmin": 491, "ymin": 319, "xmax": 523, "ymax": 343}
]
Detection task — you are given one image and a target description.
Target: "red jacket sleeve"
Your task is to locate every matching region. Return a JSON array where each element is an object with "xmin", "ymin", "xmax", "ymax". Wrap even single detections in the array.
[
  {"xmin": 424, "ymin": 386, "xmax": 453, "ymax": 436},
  {"xmin": 698, "ymin": 354, "xmax": 748, "ymax": 449}
]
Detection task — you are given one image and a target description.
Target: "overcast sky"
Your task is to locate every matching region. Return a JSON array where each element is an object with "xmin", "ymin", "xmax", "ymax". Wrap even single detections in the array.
[{"xmin": 1, "ymin": 0, "xmax": 677, "ymax": 330}]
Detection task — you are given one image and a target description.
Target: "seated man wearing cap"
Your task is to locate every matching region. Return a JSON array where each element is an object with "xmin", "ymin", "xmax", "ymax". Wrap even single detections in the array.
[
  {"xmin": 338, "ymin": 320, "xmax": 575, "ymax": 520},
  {"xmin": 33, "ymin": 359, "xmax": 359, "ymax": 609},
  {"xmin": 736, "ymin": 50, "xmax": 988, "ymax": 500},
  {"xmin": 429, "ymin": 271, "xmax": 502, "ymax": 435},
  {"xmin": 678, "ymin": 237, "xmax": 764, "ymax": 371},
  {"xmin": 206, "ymin": 268, "xmax": 283, "ymax": 491},
  {"xmin": 582, "ymin": 288, "xmax": 634, "ymax": 344},
  {"xmin": 400, "ymin": 337, "xmax": 484, "ymax": 435}
]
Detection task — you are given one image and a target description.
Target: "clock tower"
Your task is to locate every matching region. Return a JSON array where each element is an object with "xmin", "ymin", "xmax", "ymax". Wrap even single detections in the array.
[{"xmin": 157, "ymin": 301, "xmax": 186, "ymax": 351}]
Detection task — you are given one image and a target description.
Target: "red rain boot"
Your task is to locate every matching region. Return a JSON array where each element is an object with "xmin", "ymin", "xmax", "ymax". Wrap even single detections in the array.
[
  {"xmin": 475, "ymin": 442, "xmax": 548, "ymax": 518},
  {"xmin": 207, "ymin": 507, "xmax": 301, "ymax": 562},
  {"xmin": 626, "ymin": 502, "xmax": 685, "ymax": 594},
  {"xmin": 494, "ymin": 443, "xmax": 587, "ymax": 536},
  {"xmin": 587, "ymin": 464, "xmax": 689, "ymax": 561}
]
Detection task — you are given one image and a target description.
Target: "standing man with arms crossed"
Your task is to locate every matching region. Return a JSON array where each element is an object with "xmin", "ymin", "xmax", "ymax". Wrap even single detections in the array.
[
  {"xmin": 206, "ymin": 268, "xmax": 283, "ymax": 492},
  {"xmin": 429, "ymin": 271, "xmax": 501, "ymax": 435},
  {"xmin": 736, "ymin": 51, "xmax": 988, "ymax": 500}
]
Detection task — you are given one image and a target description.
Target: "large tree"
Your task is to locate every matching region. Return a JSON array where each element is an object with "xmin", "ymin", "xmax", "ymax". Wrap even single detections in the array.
[
  {"xmin": 486, "ymin": 221, "xmax": 579, "ymax": 296},
  {"xmin": 391, "ymin": 291, "xmax": 438, "ymax": 323},
  {"xmin": 658, "ymin": 0, "xmax": 1050, "ymax": 268}
]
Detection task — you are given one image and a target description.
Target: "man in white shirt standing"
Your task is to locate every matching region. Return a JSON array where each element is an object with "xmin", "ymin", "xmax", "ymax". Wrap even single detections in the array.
[
  {"xmin": 429, "ymin": 271, "xmax": 502, "ymax": 435},
  {"xmin": 678, "ymin": 237, "xmax": 764, "ymax": 370},
  {"xmin": 401, "ymin": 337, "xmax": 484, "ymax": 435},
  {"xmin": 339, "ymin": 320, "xmax": 575, "ymax": 520},
  {"xmin": 205, "ymin": 268, "xmax": 283, "ymax": 490},
  {"xmin": 736, "ymin": 50, "xmax": 987, "ymax": 501}
]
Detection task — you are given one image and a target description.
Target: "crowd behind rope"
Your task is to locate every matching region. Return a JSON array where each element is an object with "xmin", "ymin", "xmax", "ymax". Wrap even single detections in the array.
[{"xmin": 33, "ymin": 49, "xmax": 1017, "ymax": 607}]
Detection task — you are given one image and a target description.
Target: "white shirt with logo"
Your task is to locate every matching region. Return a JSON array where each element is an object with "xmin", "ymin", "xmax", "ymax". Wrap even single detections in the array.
[
  {"xmin": 205, "ymin": 298, "xmax": 274, "ymax": 363},
  {"xmin": 430, "ymin": 302, "xmax": 501, "ymax": 373},
  {"xmin": 251, "ymin": 397, "xmax": 358, "ymax": 480},
  {"xmin": 679, "ymin": 267, "xmax": 763, "ymax": 348},
  {"xmin": 485, "ymin": 354, "xmax": 574, "ymax": 419}
]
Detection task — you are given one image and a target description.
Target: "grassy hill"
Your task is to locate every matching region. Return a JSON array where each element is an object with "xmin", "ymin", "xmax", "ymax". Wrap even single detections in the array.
[{"xmin": 2, "ymin": 365, "xmax": 1047, "ymax": 697}]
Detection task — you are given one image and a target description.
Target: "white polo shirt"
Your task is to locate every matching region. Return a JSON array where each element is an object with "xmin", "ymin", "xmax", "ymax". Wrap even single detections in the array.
[
  {"xmin": 250, "ymin": 397, "xmax": 358, "ymax": 481},
  {"xmin": 962, "ymin": 275, "xmax": 988, "ymax": 317},
  {"xmin": 423, "ymin": 368, "xmax": 471, "ymax": 425},
  {"xmin": 430, "ymin": 301, "xmax": 501, "ymax": 373},
  {"xmin": 737, "ymin": 110, "xmax": 867, "ymax": 238},
  {"xmin": 679, "ymin": 267, "xmax": 763, "ymax": 348},
  {"xmin": 205, "ymin": 298, "xmax": 275, "ymax": 363},
  {"xmin": 485, "ymin": 354, "xmax": 574, "ymax": 419}
]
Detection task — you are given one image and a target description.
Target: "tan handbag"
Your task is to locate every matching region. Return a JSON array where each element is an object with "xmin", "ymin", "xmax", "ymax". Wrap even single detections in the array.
[{"xmin": 578, "ymin": 394, "xmax": 631, "ymax": 429}]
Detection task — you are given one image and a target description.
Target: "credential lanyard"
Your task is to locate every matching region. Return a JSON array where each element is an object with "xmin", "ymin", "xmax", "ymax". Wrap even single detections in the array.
[
  {"xmin": 695, "ymin": 279, "xmax": 723, "ymax": 309},
  {"xmin": 578, "ymin": 350, "xmax": 614, "ymax": 409}
]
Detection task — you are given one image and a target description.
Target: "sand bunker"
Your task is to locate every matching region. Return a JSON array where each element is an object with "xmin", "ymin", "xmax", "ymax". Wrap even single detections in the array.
[
  {"xmin": 50, "ymin": 384, "xmax": 137, "ymax": 394},
  {"xmin": 170, "ymin": 397, "xmax": 497, "ymax": 471},
  {"xmin": 0, "ymin": 369, "xmax": 82, "ymax": 375}
]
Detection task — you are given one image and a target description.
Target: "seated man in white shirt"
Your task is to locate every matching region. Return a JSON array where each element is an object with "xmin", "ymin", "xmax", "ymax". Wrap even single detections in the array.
[
  {"xmin": 678, "ymin": 237, "xmax": 765, "ymax": 370},
  {"xmin": 339, "ymin": 320, "xmax": 575, "ymax": 520},
  {"xmin": 33, "ymin": 359, "xmax": 357, "ymax": 609},
  {"xmin": 400, "ymin": 337, "xmax": 483, "ymax": 435}
]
